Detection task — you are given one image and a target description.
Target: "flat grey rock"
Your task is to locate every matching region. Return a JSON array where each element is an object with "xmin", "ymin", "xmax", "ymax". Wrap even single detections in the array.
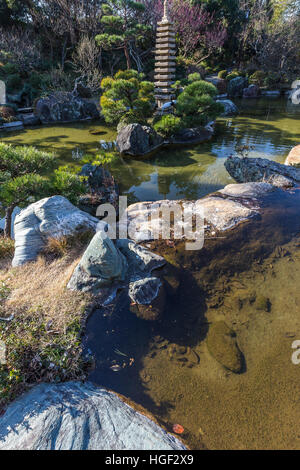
[
  {"xmin": 216, "ymin": 99, "xmax": 238, "ymax": 116},
  {"xmin": 0, "ymin": 207, "xmax": 21, "ymax": 239},
  {"xmin": 285, "ymin": 144, "xmax": 300, "ymax": 167},
  {"xmin": 12, "ymin": 196, "xmax": 99, "ymax": 267},
  {"xmin": 225, "ymin": 156, "xmax": 300, "ymax": 186},
  {"xmin": 0, "ymin": 382, "xmax": 186, "ymax": 450}
]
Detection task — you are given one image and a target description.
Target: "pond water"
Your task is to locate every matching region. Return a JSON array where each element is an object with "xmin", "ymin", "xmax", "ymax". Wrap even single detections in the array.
[
  {"xmin": 84, "ymin": 188, "xmax": 300, "ymax": 450},
  {"xmin": 1, "ymin": 97, "xmax": 300, "ymax": 203},
  {"xmin": 1, "ymin": 97, "xmax": 300, "ymax": 449}
]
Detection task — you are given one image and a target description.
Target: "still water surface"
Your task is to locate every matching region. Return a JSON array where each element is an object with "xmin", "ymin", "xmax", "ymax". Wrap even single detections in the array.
[{"xmin": 1, "ymin": 97, "xmax": 299, "ymax": 203}]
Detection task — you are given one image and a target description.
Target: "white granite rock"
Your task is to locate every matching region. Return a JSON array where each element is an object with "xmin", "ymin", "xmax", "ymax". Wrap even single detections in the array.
[{"xmin": 12, "ymin": 196, "xmax": 99, "ymax": 267}]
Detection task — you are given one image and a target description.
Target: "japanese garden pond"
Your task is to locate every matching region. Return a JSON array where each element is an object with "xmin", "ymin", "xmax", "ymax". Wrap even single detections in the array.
[
  {"xmin": 1, "ymin": 96, "xmax": 300, "ymax": 449},
  {"xmin": 1, "ymin": 97, "xmax": 300, "ymax": 203}
]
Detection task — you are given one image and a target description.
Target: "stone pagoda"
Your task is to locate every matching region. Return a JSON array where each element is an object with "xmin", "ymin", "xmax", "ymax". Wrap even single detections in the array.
[{"xmin": 154, "ymin": 0, "xmax": 176, "ymax": 111}]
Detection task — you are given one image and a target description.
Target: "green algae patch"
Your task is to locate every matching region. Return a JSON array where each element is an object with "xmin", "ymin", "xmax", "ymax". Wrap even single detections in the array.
[{"xmin": 206, "ymin": 321, "xmax": 244, "ymax": 373}]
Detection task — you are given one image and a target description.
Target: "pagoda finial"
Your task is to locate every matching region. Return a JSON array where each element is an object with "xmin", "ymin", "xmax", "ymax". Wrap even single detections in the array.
[{"xmin": 163, "ymin": 0, "xmax": 170, "ymax": 21}]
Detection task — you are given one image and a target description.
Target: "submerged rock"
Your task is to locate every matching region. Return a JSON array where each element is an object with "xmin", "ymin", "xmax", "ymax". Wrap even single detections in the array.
[
  {"xmin": 116, "ymin": 123, "xmax": 163, "ymax": 156},
  {"xmin": 216, "ymin": 99, "xmax": 239, "ymax": 116},
  {"xmin": 285, "ymin": 144, "xmax": 300, "ymax": 167},
  {"xmin": 67, "ymin": 231, "xmax": 128, "ymax": 293},
  {"xmin": 206, "ymin": 321, "xmax": 244, "ymax": 373},
  {"xmin": 225, "ymin": 156, "xmax": 300, "ymax": 186},
  {"xmin": 0, "ymin": 382, "xmax": 186, "ymax": 450},
  {"xmin": 12, "ymin": 196, "xmax": 99, "ymax": 267},
  {"xmin": 129, "ymin": 277, "xmax": 165, "ymax": 320},
  {"xmin": 170, "ymin": 126, "xmax": 213, "ymax": 145}
]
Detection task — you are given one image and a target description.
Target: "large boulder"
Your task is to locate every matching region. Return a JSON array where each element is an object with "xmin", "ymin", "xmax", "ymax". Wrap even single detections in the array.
[
  {"xmin": 12, "ymin": 196, "xmax": 99, "ymax": 267},
  {"xmin": 225, "ymin": 156, "xmax": 300, "ymax": 186},
  {"xmin": 243, "ymin": 84, "xmax": 260, "ymax": 99},
  {"xmin": 0, "ymin": 382, "xmax": 186, "ymax": 450},
  {"xmin": 216, "ymin": 99, "xmax": 238, "ymax": 116},
  {"xmin": 35, "ymin": 92, "xmax": 99, "ymax": 124},
  {"xmin": 285, "ymin": 144, "xmax": 300, "ymax": 167},
  {"xmin": 67, "ymin": 231, "xmax": 128, "ymax": 294},
  {"xmin": 116, "ymin": 123, "xmax": 163, "ymax": 156},
  {"xmin": 170, "ymin": 125, "xmax": 213, "ymax": 145},
  {"xmin": 228, "ymin": 76, "xmax": 249, "ymax": 98}
]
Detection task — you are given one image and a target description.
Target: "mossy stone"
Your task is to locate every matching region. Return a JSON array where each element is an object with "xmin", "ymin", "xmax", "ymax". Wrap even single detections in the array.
[{"xmin": 206, "ymin": 321, "xmax": 243, "ymax": 373}]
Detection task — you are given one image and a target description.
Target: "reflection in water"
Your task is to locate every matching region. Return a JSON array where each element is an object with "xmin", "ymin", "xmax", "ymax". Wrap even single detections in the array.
[{"xmin": 1, "ymin": 98, "xmax": 300, "ymax": 203}]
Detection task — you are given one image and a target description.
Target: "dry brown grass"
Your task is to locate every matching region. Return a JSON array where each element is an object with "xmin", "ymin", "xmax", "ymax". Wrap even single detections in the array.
[
  {"xmin": 0, "ymin": 245, "xmax": 91, "ymax": 331},
  {"xmin": 0, "ymin": 236, "xmax": 95, "ymax": 409}
]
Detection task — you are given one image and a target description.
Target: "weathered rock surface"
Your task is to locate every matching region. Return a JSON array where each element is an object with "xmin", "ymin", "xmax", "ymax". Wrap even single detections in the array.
[
  {"xmin": 67, "ymin": 231, "xmax": 128, "ymax": 294},
  {"xmin": 219, "ymin": 182, "xmax": 274, "ymax": 199},
  {"xmin": 228, "ymin": 77, "xmax": 249, "ymax": 98},
  {"xmin": 129, "ymin": 277, "xmax": 165, "ymax": 320},
  {"xmin": 206, "ymin": 77, "xmax": 227, "ymax": 94},
  {"xmin": 78, "ymin": 164, "xmax": 119, "ymax": 216},
  {"xmin": 170, "ymin": 125, "xmax": 213, "ymax": 145},
  {"xmin": 285, "ymin": 144, "xmax": 300, "ymax": 167},
  {"xmin": 0, "ymin": 382, "xmax": 186, "ymax": 450},
  {"xmin": 68, "ymin": 236, "xmax": 166, "ymax": 306},
  {"xmin": 116, "ymin": 123, "xmax": 163, "ymax": 156},
  {"xmin": 243, "ymin": 84, "xmax": 260, "ymax": 99},
  {"xmin": 216, "ymin": 99, "xmax": 238, "ymax": 116},
  {"xmin": 207, "ymin": 321, "xmax": 244, "ymax": 373},
  {"xmin": 35, "ymin": 92, "xmax": 99, "ymax": 124},
  {"xmin": 225, "ymin": 156, "xmax": 300, "ymax": 186},
  {"xmin": 12, "ymin": 196, "xmax": 99, "ymax": 267}
]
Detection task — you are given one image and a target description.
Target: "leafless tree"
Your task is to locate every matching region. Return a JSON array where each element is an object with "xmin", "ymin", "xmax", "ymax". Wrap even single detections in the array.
[
  {"xmin": 0, "ymin": 27, "xmax": 41, "ymax": 71},
  {"xmin": 72, "ymin": 36, "xmax": 102, "ymax": 92}
]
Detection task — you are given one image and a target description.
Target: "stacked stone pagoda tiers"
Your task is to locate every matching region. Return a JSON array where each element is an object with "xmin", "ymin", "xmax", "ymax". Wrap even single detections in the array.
[{"xmin": 154, "ymin": 0, "xmax": 176, "ymax": 110}]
